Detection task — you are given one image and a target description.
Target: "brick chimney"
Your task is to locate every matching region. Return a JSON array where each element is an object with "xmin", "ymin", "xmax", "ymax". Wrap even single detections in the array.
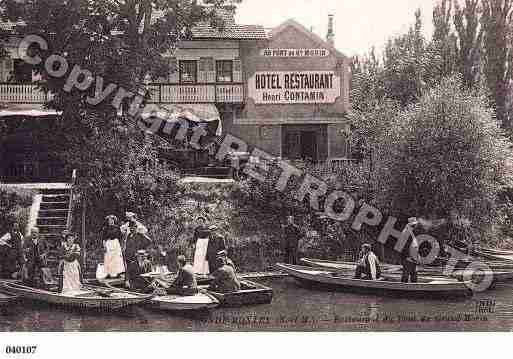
[{"xmin": 326, "ymin": 14, "xmax": 335, "ymax": 46}]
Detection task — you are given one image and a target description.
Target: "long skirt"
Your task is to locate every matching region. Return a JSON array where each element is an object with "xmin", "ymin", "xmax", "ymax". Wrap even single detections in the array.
[
  {"xmin": 193, "ymin": 237, "xmax": 210, "ymax": 275},
  {"xmin": 61, "ymin": 260, "xmax": 82, "ymax": 293},
  {"xmin": 104, "ymin": 239, "xmax": 125, "ymax": 277}
]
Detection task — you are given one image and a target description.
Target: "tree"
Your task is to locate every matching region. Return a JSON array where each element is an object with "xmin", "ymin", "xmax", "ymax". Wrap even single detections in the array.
[
  {"xmin": 481, "ymin": 0, "xmax": 513, "ymax": 129},
  {"xmin": 378, "ymin": 76, "xmax": 512, "ymax": 241},
  {"xmin": 454, "ymin": 0, "xmax": 484, "ymax": 89}
]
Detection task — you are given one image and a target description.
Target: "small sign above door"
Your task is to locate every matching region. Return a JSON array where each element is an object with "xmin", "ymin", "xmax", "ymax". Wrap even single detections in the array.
[{"xmin": 260, "ymin": 48, "xmax": 330, "ymax": 57}]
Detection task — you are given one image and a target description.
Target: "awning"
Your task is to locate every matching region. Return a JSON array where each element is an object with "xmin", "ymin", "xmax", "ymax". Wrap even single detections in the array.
[{"xmin": 138, "ymin": 103, "xmax": 221, "ymax": 136}]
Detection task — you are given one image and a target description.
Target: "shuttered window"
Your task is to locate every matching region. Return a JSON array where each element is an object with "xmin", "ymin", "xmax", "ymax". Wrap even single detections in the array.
[
  {"xmin": 179, "ymin": 60, "xmax": 197, "ymax": 83},
  {"xmin": 216, "ymin": 60, "xmax": 233, "ymax": 83}
]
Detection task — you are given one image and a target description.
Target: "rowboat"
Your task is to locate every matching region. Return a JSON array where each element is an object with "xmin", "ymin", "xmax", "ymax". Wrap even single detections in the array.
[
  {"xmin": 275, "ymin": 263, "xmax": 473, "ymax": 298},
  {"xmin": 473, "ymin": 249, "xmax": 513, "ymax": 263},
  {"xmin": 0, "ymin": 281, "xmax": 152, "ymax": 310},
  {"xmin": 479, "ymin": 247, "xmax": 513, "ymax": 256},
  {"xmin": 300, "ymin": 258, "xmax": 403, "ymax": 272},
  {"xmin": 149, "ymin": 293, "xmax": 219, "ymax": 311},
  {"xmin": 0, "ymin": 291, "xmax": 18, "ymax": 306},
  {"xmin": 101, "ymin": 281, "xmax": 219, "ymax": 312},
  {"xmin": 206, "ymin": 280, "xmax": 273, "ymax": 307}
]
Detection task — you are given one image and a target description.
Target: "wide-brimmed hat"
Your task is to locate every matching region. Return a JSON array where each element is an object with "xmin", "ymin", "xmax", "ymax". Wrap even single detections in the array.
[
  {"xmin": 196, "ymin": 216, "xmax": 207, "ymax": 222},
  {"xmin": 126, "ymin": 212, "xmax": 137, "ymax": 220},
  {"xmin": 106, "ymin": 214, "xmax": 118, "ymax": 222},
  {"xmin": 217, "ymin": 250, "xmax": 227, "ymax": 257},
  {"xmin": 136, "ymin": 250, "xmax": 147, "ymax": 257},
  {"xmin": 408, "ymin": 217, "xmax": 419, "ymax": 225},
  {"xmin": 362, "ymin": 243, "xmax": 371, "ymax": 250},
  {"xmin": 208, "ymin": 225, "xmax": 218, "ymax": 231}
]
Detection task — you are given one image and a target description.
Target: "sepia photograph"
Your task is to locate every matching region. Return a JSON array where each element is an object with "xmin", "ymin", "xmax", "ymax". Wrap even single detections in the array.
[{"xmin": 0, "ymin": 0, "xmax": 513, "ymax": 351}]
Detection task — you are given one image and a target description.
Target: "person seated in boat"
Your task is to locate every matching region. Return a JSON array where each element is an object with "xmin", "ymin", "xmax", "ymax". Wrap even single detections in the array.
[
  {"xmin": 126, "ymin": 250, "xmax": 153, "ymax": 293},
  {"xmin": 58, "ymin": 233, "xmax": 83, "ymax": 293},
  {"xmin": 165, "ymin": 255, "xmax": 198, "ymax": 296},
  {"xmin": 22, "ymin": 227, "xmax": 49, "ymax": 288},
  {"xmin": 208, "ymin": 256, "xmax": 241, "ymax": 293},
  {"xmin": 217, "ymin": 250, "xmax": 237, "ymax": 272},
  {"xmin": 354, "ymin": 243, "xmax": 381, "ymax": 280},
  {"xmin": 0, "ymin": 221, "xmax": 24, "ymax": 279},
  {"xmin": 401, "ymin": 217, "xmax": 420, "ymax": 283}
]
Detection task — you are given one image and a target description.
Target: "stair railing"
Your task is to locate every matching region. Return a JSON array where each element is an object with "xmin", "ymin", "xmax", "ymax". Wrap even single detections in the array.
[{"xmin": 66, "ymin": 169, "xmax": 77, "ymax": 230}]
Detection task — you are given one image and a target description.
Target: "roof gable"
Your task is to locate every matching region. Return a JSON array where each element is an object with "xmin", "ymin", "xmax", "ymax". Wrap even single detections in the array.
[{"xmin": 269, "ymin": 19, "xmax": 346, "ymax": 59}]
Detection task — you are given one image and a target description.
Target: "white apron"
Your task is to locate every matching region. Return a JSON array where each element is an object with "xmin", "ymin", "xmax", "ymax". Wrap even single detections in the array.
[
  {"xmin": 193, "ymin": 237, "xmax": 210, "ymax": 275},
  {"xmin": 61, "ymin": 260, "xmax": 82, "ymax": 293},
  {"xmin": 104, "ymin": 239, "xmax": 125, "ymax": 277}
]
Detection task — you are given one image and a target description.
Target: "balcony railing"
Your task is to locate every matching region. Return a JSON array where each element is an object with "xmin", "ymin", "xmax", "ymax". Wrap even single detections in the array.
[
  {"xmin": 0, "ymin": 82, "xmax": 245, "ymax": 104},
  {"xmin": 0, "ymin": 83, "xmax": 53, "ymax": 104},
  {"xmin": 146, "ymin": 83, "xmax": 244, "ymax": 104}
]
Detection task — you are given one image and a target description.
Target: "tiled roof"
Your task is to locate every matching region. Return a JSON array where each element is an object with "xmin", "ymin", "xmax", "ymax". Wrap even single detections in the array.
[
  {"xmin": 0, "ymin": 21, "xmax": 24, "ymax": 32},
  {"xmin": 191, "ymin": 23, "xmax": 267, "ymax": 40}
]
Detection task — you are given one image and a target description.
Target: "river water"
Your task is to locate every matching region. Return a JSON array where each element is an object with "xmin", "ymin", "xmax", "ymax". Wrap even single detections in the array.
[{"xmin": 1, "ymin": 277, "xmax": 513, "ymax": 331}]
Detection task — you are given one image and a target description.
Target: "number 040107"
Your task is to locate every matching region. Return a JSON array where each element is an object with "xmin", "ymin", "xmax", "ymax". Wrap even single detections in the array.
[{"xmin": 4, "ymin": 346, "xmax": 37, "ymax": 355}]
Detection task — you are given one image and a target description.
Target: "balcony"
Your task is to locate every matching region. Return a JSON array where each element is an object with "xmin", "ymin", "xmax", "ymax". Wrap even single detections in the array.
[
  {"xmin": 145, "ymin": 83, "xmax": 244, "ymax": 104},
  {"xmin": 0, "ymin": 82, "xmax": 244, "ymax": 105},
  {"xmin": 0, "ymin": 83, "xmax": 53, "ymax": 104}
]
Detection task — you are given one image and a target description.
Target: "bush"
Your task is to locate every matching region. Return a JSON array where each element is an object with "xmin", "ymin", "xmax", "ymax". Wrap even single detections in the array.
[{"xmin": 0, "ymin": 187, "xmax": 34, "ymax": 234}]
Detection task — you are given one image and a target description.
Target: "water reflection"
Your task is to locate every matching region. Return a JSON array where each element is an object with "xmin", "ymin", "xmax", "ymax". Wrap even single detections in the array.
[{"xmin": 1, "ymin": 278, "xmax": 512, "ymax": 331}]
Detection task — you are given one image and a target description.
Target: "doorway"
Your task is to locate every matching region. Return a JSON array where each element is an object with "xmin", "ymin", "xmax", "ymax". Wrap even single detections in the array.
[{"xmin": 300, "ymin": 131, "xmax": 317, "ymax": 161}]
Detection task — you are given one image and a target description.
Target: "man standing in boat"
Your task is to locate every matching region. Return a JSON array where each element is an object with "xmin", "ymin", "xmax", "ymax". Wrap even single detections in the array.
[
  {"xmin": 354, "ymin": 243, "xmax": 381, "ymax": 280},
  {"xmin": 22, "ymin": 227, "xmax": 49, "ymax": 288},
  {"xmin": 401, "ymin": 217, "xmax": 420, "ymax": 283},
  {"xmin": 282, "ymin": 215, "xmax": 303, "ymax": 265},
  {"xmin": 0, "ymin": 221, "xmax": 24, "ymax": 279}
]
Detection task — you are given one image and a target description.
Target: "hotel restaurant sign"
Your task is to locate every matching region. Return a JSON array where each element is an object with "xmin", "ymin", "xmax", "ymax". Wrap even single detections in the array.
[{"xmin": 247, "ymin": 71, "xmax": 341, "ymax": 104}]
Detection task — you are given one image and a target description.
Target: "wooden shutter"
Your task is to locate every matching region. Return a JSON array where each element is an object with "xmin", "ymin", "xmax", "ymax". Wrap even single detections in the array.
[
  {"xmin": 233, "ymin": 58, "xmax": 242, "ymax": 82},
  {"xmin": 168, "ymin": 57, "xmax": 178, "ymax": 83},
  {"xmin": 205, "ymin": 57, "xmax": 215, "ymax": 83}
]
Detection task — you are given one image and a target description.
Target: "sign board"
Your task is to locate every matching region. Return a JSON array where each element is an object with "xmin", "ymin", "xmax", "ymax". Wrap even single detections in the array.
[
  {"xmin": 247, "ymin": 71, "xmax": 340, "ymax": 104},
  {"xmin": 260, "ymin": 48, "xmax": 330, "ymax": 57}
]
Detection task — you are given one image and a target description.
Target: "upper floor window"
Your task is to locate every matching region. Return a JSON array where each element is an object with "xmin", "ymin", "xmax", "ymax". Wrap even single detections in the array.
[
  {"xmin": 216, "ymin": 60, "xmax": 233, "ymax": 83},
  {"xmin": 179, "ymin": 60, "xmax": 197, "ymax": 83}
]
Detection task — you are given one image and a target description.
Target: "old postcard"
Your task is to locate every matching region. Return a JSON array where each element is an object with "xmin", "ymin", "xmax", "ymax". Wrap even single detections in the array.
[{"xmin": 1, "ymin": 0, "xmax": 513, "ymax": 348}]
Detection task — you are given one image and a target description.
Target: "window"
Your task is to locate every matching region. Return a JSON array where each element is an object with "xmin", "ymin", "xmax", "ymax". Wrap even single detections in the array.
[
  {"xmin": 179, "ymin": 60, "xmax": 197, "ymax": 83},
  {"xmin": 13, "ymin": 59, "xmax": 33, "ymax": 82},
  {"xmin": 216, "ymin": 60, "xmax": 233, "ymax": 83}
]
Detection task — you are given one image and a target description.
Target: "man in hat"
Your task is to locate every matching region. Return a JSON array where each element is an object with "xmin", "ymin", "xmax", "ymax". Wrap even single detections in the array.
[
  {"xmin": 282, "ymin": 215, "xmax": 303, "ymax": 265},
  {"xmin": 121, "ymin": 212, "xmax": 149, "ymax": 239},
  {"xmin": 0, "ymin": 221, "xmax": 24, "ymax": 279},
  {"xmin": 126, "ymin": 250, "xmax": 153, "ymax": 292},
  {"xmin": 22, "ymin": 227, "xmax": 49, "ymax": 288},
  {"xmin": 165, "ymin": 255, "xmax": 198, "ymax": 296},
  {"xmin": 401, "ymin": 217, "xmax": 420, "ymax": 283},
  {"xmin": 206, "ymin": 229, "xmax": 226, "ymax": 273},
  {"xmin": 354, "ymin": 243, "xmax": 381, "ymax": 280},
  {"xmin": 124, "ymin": 219, "xmax": 152, "ymax": 265},
  {"xmin": 217, "ymin": 250, "xmax": 237, "ymax": 272},
  {"xmin": 209, "ymin": 256, "xmax": 241, "ymax": 294}
]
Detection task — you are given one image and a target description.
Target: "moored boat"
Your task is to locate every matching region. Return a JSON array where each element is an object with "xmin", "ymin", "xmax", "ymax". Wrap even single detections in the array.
[
  {"xmin": 300, "ymin": 257, "xmax": 403, "ymax": 272},
  {"xmin": 0, "ymin": 281, "xmax": 152, "ymax": 310},
  {"xmin": 0, "ymin": 291, "xmax": 18, "ymax": 306},
  {"xmin": 148, "ymin": 293, "xmax": 219, "ymax": 311},
  {"xmin": 275, "ymin": 263, "xmax": 473, "ymax": 298},
  {"xmin": 206, "ymin": 280, "xmax": 273, "ymax": 307}
]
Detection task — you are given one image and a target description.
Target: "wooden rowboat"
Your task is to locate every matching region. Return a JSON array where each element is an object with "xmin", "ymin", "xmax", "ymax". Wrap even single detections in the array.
[
  {"xmin": 206, "ymin": 280, "xmax": 273, "ymax": 307},
  {"xmin": 101, "ymin": 281, "xmax": 219, "ymax": 312},
  {"xmin": 149, "ymin": 293, "xmax": 219, "ymax": 311},
  {"xmin": 275, "ymin": 263, "xmax": 473, "ymax": 298},
  {"xmin": 479, "ymin": 247, "xmax": 513, "ymax": 256},
  {"xmin": 0, "ymin": 281, "xmax": 152, "ymax": 310},
  {"xmin": 473, "ymin": 249, "xmax": 513, "ymax": 263},
  {"xmin": 300, "ymin": 258, "xmax": 403, "ymax": 272},
  {"xmin": 0, "ymin": 291, "xmax": 18, "ymax": 306}
]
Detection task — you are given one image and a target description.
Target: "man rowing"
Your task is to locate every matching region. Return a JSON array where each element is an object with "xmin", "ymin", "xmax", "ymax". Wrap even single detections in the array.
[
  {"xmin": 126, "ymin": 250, "xmax": 153, "ymax": 293},
  {"xmin": 354, "ymin": 243, "xmax": 381, "ymax": 280},
  {"xmin": 165, "ymin": 255, "xmax": 198, "ymax": 296},
  {"xmin": 208, "ymin": 256, "xmax": 241, "ymax": 293}
]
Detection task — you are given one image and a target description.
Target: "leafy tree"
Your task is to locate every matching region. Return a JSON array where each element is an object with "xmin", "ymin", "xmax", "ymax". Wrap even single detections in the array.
[
  {"xmin": 378, "ymin": 76, "xmax": 512, "ymax": 241},
  {"xmin": 481, "ymin": 0, "xmax": 513, "ymax": 129}
]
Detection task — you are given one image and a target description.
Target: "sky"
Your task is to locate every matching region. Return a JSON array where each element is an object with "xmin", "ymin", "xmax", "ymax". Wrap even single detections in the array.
[{"xmin": 235, "ymin": 0, "xmax": 439, "ymax": 57}]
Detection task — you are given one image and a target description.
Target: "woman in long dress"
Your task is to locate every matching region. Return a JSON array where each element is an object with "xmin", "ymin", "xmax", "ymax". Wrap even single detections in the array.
[
  {"xmin": 192, "ymin": 216, "xmax": 211, "ymax": 275},
  {"xmin": 58, "ymin": 233, "xmax": 83, "ymax": 293},
  {"xmin": 101, "ymin": 215, "xmax": 125, "ymax": 278}
]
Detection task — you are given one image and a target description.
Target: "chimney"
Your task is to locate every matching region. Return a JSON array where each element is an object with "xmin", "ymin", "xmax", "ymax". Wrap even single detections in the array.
[{"xmin": 326, "ymin": 14, "xmax": 335, "ymax": 46}]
